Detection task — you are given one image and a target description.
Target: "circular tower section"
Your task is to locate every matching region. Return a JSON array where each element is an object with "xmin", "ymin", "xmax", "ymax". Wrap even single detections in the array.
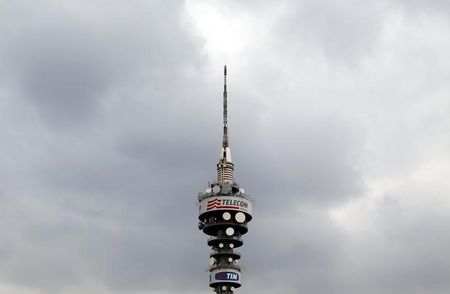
[{"xmin": 199, "ymin": 184, "xmax": 252, "ymax": 293}]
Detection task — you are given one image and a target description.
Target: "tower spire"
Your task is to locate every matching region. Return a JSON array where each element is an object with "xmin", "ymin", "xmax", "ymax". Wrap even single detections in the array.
[
  {"xmin": 217, "ymin": 65, "xmax": 234, "ymax": 184},
  {"xmin": 223, "ymin": 65, "xmax": 228, "ymax": 148}
]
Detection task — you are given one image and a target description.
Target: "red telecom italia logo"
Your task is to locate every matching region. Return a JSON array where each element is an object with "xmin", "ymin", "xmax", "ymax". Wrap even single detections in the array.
[{"xmin": 206, "ymin": 198, "xmax": 249, "ymax": 211}]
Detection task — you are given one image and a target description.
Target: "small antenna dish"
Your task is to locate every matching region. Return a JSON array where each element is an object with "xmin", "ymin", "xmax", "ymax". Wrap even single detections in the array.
[
  {"xmin": 222, "ymin": 184, "xmax": 232, "ymax": 194},
  {"xmin": 235, "ymin": 212, "xmax": 246, "ymax": 223},
  {"xmin": 226, "ymin": 227, "xmax": 235, "ymax": 236},
  {"xmin": 212, "ymin": 185, "xmax": 221, "ymax": 194},
  {"xmin": 206, "ymin": 188, "xmax": 212, "ymax": 194},
  {"xmin": 222, "ymin": 212, "xmax": 231, "ymax": 221}
]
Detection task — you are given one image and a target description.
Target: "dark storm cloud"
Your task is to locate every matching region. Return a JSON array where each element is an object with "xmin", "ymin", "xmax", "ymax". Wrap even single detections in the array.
[
  {"xmin": 6, "ymin": 23, "xmax": 114, "ymax": 123},
  {"xmin": 1, "ymin": 0, "xmax": 200, "ymax": 126},
  {"xmin": 0, "ymin": 0, "xmax": 211, "ymax": 292}
]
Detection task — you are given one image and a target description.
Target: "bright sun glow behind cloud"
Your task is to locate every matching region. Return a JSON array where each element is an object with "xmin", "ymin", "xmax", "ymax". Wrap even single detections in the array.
[
  {"xmin": 186, "ymin": 1, "xmax": 283, "ymax": 71},
  {"xmin": 187, "ymin": 1, "xmax": 251, "ymax": 65}
]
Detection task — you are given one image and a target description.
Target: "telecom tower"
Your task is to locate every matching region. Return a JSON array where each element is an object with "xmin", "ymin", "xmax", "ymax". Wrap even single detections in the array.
[{"xmin": 198, "ymin": 66, "xmax": 253, "ymax": 294}]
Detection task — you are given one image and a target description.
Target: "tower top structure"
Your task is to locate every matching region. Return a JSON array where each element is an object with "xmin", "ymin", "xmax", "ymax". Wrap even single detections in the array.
[{"xmin": 197, "ymin": 65, "xmax": 253, "ymax": 294}]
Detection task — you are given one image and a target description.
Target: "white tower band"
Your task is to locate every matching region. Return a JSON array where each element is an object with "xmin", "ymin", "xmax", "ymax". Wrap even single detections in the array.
[{"xmin": 198, "ymin": 66, "xmax": 253, "ymax": 293}]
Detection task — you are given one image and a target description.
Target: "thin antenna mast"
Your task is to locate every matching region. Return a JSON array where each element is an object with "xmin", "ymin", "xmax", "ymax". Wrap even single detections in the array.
[{"xmin": 223, "ymin": 65, "xmax": 228, "ymax": 148}]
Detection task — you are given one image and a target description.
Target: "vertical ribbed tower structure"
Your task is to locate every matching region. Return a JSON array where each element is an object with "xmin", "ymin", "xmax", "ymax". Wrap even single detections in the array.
[{"xmin": 198, "ymin": 66, "xmax": 253, "ymax": 294}]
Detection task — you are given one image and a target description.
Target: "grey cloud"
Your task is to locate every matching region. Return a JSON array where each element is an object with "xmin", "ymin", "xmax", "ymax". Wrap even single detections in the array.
[
  {"xmin": 394, "ymin": 0, "xmax": 450, "ymax": 17},
  {"xmin": 0, "ymin": 0, "xmax": 209, "ymax": 292},
  {"xmin": 273, "ymin": 0, "xmax": 389, "ymax": 65},
  {"xmin": 234, "ymin": 107, "xmax": 364, "ymax": 213},
  {"xmin": 244, "ymin": 208, "xmax": 347, "ymax": 293},
  {"xmin": 240, "ymin": 197, "xmax": 450, "ymax": 294},
  {"xmin": 0, "ymin": 0, "xmax": 449, "ymax": 293},
  {"xmin": 346, "ymin": 197, "xmax": 450, "ymax": 294},
  {"xmin": 1, "ymin": 0, "xmax": 201, "ymax": 126}
]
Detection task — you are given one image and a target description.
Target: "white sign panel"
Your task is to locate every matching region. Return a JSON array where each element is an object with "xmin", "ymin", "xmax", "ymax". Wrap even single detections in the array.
[{"xmin": 200, "ymin": 196, "xmax": 252, "ymax": 215}]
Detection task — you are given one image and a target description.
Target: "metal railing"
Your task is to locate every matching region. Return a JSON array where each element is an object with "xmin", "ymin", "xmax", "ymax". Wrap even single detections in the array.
[
  {"xmin": 209, "ymin": 263, "xmax": 241, "ymax": 271},
  {"xmin": 210, "ymin": 249, "xmax": 241, "ymax": 257}
]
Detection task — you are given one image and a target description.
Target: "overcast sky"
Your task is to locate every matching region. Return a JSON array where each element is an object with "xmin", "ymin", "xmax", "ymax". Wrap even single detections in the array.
[{"xmin": 0, "ymin": 0, "xmax": 449, "ymax": 293}]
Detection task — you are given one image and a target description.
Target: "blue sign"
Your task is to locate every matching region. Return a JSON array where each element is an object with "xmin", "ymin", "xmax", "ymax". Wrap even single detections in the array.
[{"xmin": 215, "ymin": 272, "xmax": 239, "ymax": 281}]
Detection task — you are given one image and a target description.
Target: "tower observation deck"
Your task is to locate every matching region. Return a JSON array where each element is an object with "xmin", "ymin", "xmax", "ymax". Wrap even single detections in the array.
[{"xmin": 198, "ymin": 66, "xmax": 253, "ymax": 294}]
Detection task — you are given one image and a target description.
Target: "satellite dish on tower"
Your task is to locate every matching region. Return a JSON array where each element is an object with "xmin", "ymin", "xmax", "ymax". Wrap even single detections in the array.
[
  {"xmin": 222, "ymin": 184, "xmax": 232, "ymax": 194},
  {"xmin": 235, "ymin": 212, "xmax": 246, "ymax": 223},
  {"xmin": 226, "ymin": 227, "xmax": 235, "ymax": 236},
  {"xmin": 222, "ymin": 212, "xmax": 231, "ymax": 220},
  {"xmin": 212, "ymin": 185, "xmax": 221, "ymax": 194}
]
